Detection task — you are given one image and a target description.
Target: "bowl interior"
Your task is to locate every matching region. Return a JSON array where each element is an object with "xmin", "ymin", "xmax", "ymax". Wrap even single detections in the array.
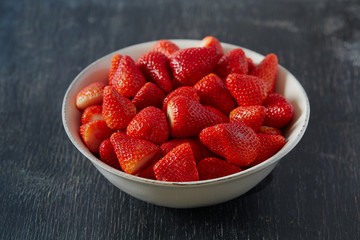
[{"xmin": 62, "ymin": 40, "xmax": 310, "ymax": 186}]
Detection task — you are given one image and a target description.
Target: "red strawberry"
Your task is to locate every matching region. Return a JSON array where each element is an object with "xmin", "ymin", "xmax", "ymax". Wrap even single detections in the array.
[
  {"xmin": 198, "ymin": 36, "xmax": 224, "ymax": 55},
  {"xmin": 229, "ymin": 105, "xmax": 266, "ymax": 132},
  {"xmin": 160, "ymin": 138, "xmax": 205, "ymax": 163},
  {"xmin": 110, "ymin": 132, "xmax": 159, "ymax": 175},
  {"xmin": 249, "ymin": 133, "xmax": 285, "ymax": 167},
  {"xmin": 167, "ymin": 96, "xmax": 226, "ymax": 138},
  {"xmin": 247, "ymin": 57, "xmax": 255, "ymax": 73},
  {"xmin": 102, "ymin": 86, "xmax": 137, "ymax": 130},
  {"xmin": 162, "ymin": 86, "xmax": 200, "ymax": 112},
  {"xmin": 152, "ymin": 39, "xmax": 180, "ymax": 58},
  {"xmin": 199, "ymin": 122, "xmax": 260, "ymax": 166},
  {"xmin": 112, "ymin": 55, "xmax": 146, "ymax": 98},
  {"xmin": 170, "ymin": 47, "xmax": 221, "ymax": 86},
  {"xmin": 79, "ymin": 120, "xmax": 114, "ymax": 153},
  {"xmin": 160, "ymin": 138, "xmax": 196, "ymax": 155},
  {"xmin": 81, "ymin": 105, "xmax": 103, "ymax": 124},
  {"xmin": 216, "ymin": 48, "xmax": 248, "ymax": 78},
  {"xmin": 259, "ymin": 126, "xmax": 283, "ymax": 135},
  {"xmin": 226, "ymin": 73, "xmax": 267, "ymax": 106},
  {"xmin": 132, "ymin": 82, "xmax": 165, "ymax": 111},
  {"xmin": 136, "ymin": 51, "xmax": 173, "ymax": 93},
  {"xmin": 99, "ymin": 139, "xmax": 121, "ymax": 170},
  {"xmin": 251, "ymin": 53, "xmax": 278, "ymax": 94},
  {"xmin": 194, "ymin": 138, "xmax": 217, "ymax": 160},
  {"xmin": 126, "ymin": 106, "xmax": 169, "ymax": 145},
  {"xmin": 263, "ymin": 93, "xmax": 294, "ymax": 129},
  {"xmin": 76, "ymin": 81, "xmax": 106, "ymax": 111},
  {"xmin": 193, "ymin": 73, "xmax": 236, "ymax": 115},
  {"xmin": 108, "ymin": 54, "xmax": 122, "ymax": 85},
  {"xmin": 136, "ymin": 162, "xmax": 157, "ymax": 180},
  {"xmin": 204, "ymin": 106, "xmax": 229, "ymax": 123},
  {"xmin": 136, "ymin": 151, "xmax": 163, "ymax": 179},
  {"xmin": 197, "ymin": 157, "xmax": 242, "ymax": 180},
  {"xmin": 153, "ymin": 143, "xmax": 199, "ymax": 182}
]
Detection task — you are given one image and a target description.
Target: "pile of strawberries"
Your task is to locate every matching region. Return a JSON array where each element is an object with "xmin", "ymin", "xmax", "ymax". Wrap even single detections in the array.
[{"xmin": 75, "ymin": 36, "xmax": 294, "ymax": 182}]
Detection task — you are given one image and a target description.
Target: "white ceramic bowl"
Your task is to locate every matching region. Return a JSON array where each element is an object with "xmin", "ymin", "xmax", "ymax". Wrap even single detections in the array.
[{"xmin": 62, "ymin": 40, "xmax": 310, "ymax": 208}]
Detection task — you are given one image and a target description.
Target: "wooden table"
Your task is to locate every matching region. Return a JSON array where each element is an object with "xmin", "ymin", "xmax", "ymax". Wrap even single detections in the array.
[{"xmin": 1, "ymin": 0, "xmax": 359, "ymax": 239}]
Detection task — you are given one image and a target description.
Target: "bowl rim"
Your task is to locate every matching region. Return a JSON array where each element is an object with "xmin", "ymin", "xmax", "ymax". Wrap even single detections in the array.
[{"xmin": 62, "ymin": 39, "xmax": 310, "ymax": 187}]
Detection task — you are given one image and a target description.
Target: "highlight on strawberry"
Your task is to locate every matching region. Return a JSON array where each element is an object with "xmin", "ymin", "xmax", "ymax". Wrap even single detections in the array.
[{"xmin": 75, "ymin": 36, "xmax": 294, "ymax": 182}]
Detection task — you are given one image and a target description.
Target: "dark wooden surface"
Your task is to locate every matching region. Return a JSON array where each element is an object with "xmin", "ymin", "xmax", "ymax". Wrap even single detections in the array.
[{"xmin": 1, "ymin": 0, "xmax": 359, "ymax": 239}]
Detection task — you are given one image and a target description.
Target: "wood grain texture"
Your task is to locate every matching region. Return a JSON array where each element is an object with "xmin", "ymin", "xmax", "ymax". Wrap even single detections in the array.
[{"xmin": 0, "ymin": 0, "xmax": 359, "ymax": 239}]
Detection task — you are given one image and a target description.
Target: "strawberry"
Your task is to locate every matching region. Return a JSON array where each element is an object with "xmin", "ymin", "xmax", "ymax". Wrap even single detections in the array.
[
  {"xmin": 198, "ymin": 36, "xmax": 224, "ymax": 55},
  {"xmin": 160, "ymin": 138, "xmax": 196, "ymax": 155},
  {"xmin": 226, "ymin": 73, "xmax": 267, "ymax": 106},
  {"xmin": 247, "ymin": 57, "xmax": 255, "ymax": 73},
  {"xmin": 76, "ymin": 81, "xmax": 106, "ymax": 111},
  {"xmin": 199, "ymin": 122, "xmax": 260, "ymax": 166},
  {"xmin": 216, "ymin": 48, "xmax": 248, "ymax": 78},
  {"xmin": 110, "ymin": 132, "xmax": 159, "ymax": 175},
  {"xmin": 132, "ymin": 82, "xmax": 165, "ymax": 111},
  {"xmin": 81, "ymin": 105, "xmax": 103, "ymax": 125},
  {"xmin": 136, "ymin": 151, "xmax": 163, "ymax": 179},
  {"xmin": 249, "ymin": 133, "xmax": 285, "ymax": 167},
  {"xmin": 204, "ymin": 106, "xmax": 229, "ymax": 123},
  {"xmin": 152, "ymin": 39, "xmax": 180, "ymax": 58},
  {"xmin": 99, "ymin": 139, "xmax": 121, "ymax": 170},
  {"xmin": 193, "ymin": 73, "xmax": 236, "ymax": 115},
  {"xmin": 194, "ymin": 137, "xmax": 217, "ymax": 160},
  {"xmin": 79, "ymin": 120, "xmax": 114, "ymax": 153},
  {"xmin": 102, "ymin": 86, "xmax": 137, "ymax": 130},
  {"xmin": 229, "ymin": 105, "xmax": 266, "ymax": 132},
  {"xmin": 197, "ymin": 157, "xmax": 242, "ymax": 180},
  {"xmin": 251, "ymin": 53, "xmax": 278, "ymax": 94},
  {"xmin": 112, "ymin": 55, "xmax": 146, "ymax": 98},
  {"xmin": 126, "ymin": 106, "xmax": 169, "ymax": 145},
  {"xmin": 160, "ymin": 138, "xmax": 205, "ymax": 163},
  {"xmin": 263, "ymin": 93, "xmax": 294, "ymax": 129},
  {"xmin": 259, "ymin": 126, "xmax": 283, "ymax": 135},
  {"xmin": 167, "ymin": 96, "xmax": 226, "ymax": 138},
  {"xmin": 153, "ymin": 143, "xmax": 199, "ymax": 182},
  {"xmin": 136, "ymin": 51, "xmax": 173, "ymax": 93},
  {"xmin": 170, "ymin": 47, "xmax": 221, "ymax": 86},
  {"xmin": 108, "ymin": 54, "xmax": 122, "ymax": 85},
  {"xmin": 162, "ymin": 86, "xmax": 200, "ymax": 112},
  {"xmin": 136, "ymin": 162, "xmax": 157, "ymax": 180}
]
